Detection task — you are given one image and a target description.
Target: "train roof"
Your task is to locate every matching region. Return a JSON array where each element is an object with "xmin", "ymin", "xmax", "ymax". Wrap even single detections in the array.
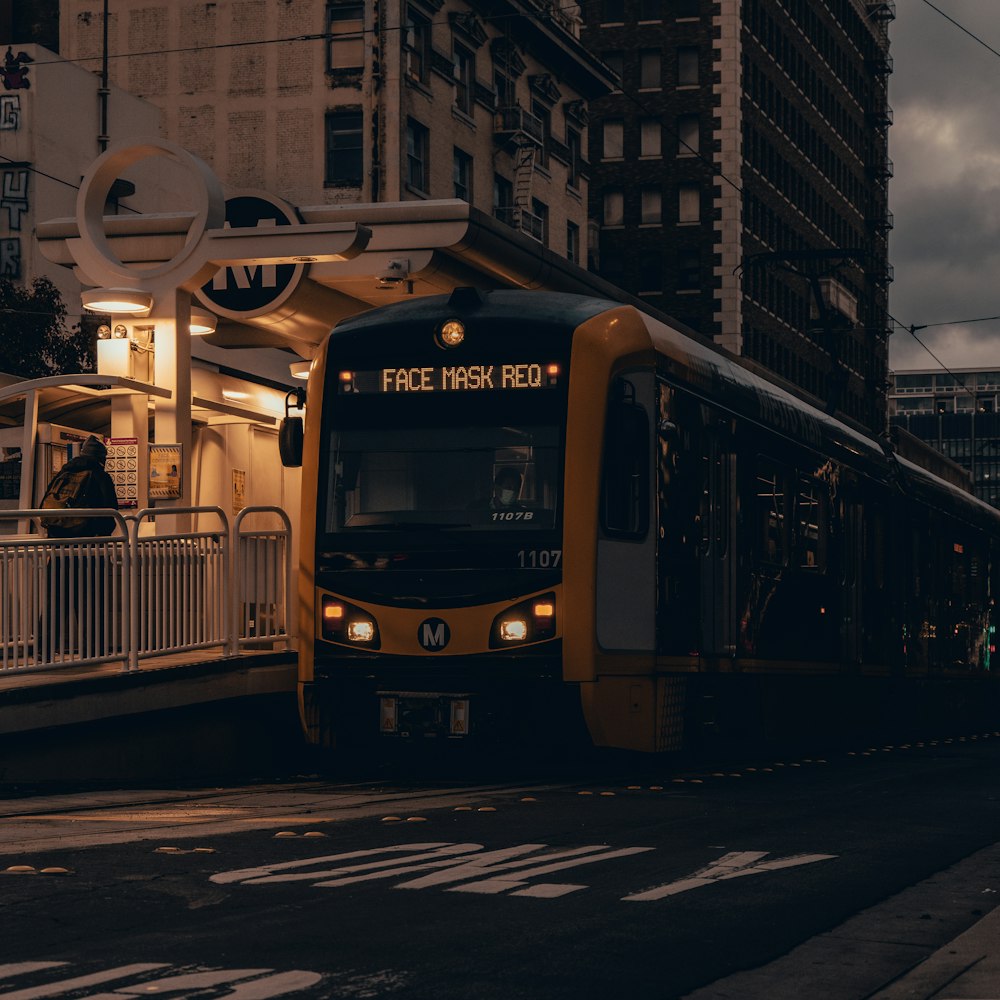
[
  {"xmin": 637, "ymin": 310, "xmax": 889, "ymax": 473},
  {"xmin": 331, "ymin": 288, "xmax": 621, "ymax": 333}
]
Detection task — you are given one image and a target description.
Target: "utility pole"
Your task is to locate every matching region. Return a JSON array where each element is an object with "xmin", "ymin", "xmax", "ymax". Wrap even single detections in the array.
[{"xmin": 98, "ymin": 0, "xmax": 109, "ymax": 152}]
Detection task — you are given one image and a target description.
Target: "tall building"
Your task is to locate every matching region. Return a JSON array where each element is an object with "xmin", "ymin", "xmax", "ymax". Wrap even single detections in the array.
[
  {"xmin": 0, "ymin": 43, "xmax": 161, "ymax": 308},
  {"xmin": 581, "ymin": 0, "xmax": 894, "ymax": 435},
  {"xmin": 58, "ymin": 0, "xmax": 614, "ymax": 264},
  {"xmin": 890, "ymin": 367, "xmax": 1000, "ymax": 507}
]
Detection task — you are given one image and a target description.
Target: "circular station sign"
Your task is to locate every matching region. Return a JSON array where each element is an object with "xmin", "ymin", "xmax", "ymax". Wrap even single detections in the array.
[{"xmin": 195, "ymin": 192, "xmax": 306, "ymax": 319}]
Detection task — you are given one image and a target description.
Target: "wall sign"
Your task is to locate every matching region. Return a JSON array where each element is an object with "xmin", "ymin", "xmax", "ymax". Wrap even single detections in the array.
[
  {"xmin": 106, "ymin": 437, "xmax": 139, "ymax": 509},
  {"xmin": 149, "ymin": 444, "xmax": 182, "ymax": 500}
]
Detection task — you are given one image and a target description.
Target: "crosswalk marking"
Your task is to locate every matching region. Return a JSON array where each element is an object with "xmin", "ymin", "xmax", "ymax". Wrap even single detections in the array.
[
  {"xmin": 212, "ymin": 842, "xmax": 837, "ymax": 902},
  {"xmin": 0, "ymin": 966, "xmax": 168, "ymax": 1000},
  {"xmin": 0, "ymin": 967, "xmax": 321, "ymax": 1000}
]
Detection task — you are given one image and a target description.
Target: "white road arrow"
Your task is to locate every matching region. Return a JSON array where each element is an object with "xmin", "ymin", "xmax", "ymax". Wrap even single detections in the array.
[{"xmin": 622, "ymin": 850, "xmax": 837, "ymax": 901}]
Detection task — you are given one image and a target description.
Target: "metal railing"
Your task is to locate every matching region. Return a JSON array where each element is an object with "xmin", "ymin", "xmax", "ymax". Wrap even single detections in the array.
[
  {"xmin": 233, "ymin": 506, "xmax": 293, "ymax": 652},
  {"xmin": 494, "ymin": 106, "xmax": 545, "ymax": 145},
  {"xmin": 0, "ymin": 505, "xmax": 293, "ymax": 676}
]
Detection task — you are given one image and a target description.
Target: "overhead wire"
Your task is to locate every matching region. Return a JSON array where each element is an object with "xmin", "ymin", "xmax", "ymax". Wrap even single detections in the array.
[
  {"xmin": 917, "ymin": 0, "xmax": 1000, "ymax": 62},
  {"xmin": 888, "ymin": 311, "xmax": 993, "ymax": 402}
]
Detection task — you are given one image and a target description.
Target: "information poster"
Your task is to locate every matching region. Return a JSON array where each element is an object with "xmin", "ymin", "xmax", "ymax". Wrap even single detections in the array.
[
  {"xmin": 232, "ymin": 468, "xmax": 246, "ymax": 515},
  {"xmin": 106, "ymin": 437, "xmax": 139, "ymax": 508},
  {"xmin": 149, "ymin": 444, "xmax": 182, "ymax": 500}
]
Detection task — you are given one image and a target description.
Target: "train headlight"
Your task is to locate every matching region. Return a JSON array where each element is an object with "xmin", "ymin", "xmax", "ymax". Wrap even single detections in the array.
[
  {"xmin": 348, "ymin": 620, "xmax": 376, "ymax": 643},
  {"xmin": 499, "ymin": 618, "xmax": 528, "ymax": 642},
  {"xmin": 490, "ymin": 593, "xmax": 556, "ymax": 648},
  {"xmin": 320, "ymin": 595, "xmax": 380, "ymax": 648}
]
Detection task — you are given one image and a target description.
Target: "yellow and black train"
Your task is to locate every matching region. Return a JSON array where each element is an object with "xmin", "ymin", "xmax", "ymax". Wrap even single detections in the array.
[{"xmin": 284, "ymin": 288, "xmax": 1000, "ymax": 753}]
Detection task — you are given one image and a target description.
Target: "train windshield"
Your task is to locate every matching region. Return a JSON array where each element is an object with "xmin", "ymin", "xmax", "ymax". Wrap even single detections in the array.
[{"xmin": 324, "ymin": 422, "xmax": 560, "ymax": 533}]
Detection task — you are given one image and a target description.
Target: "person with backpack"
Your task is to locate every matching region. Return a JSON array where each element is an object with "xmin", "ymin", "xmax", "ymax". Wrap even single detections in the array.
[
  {"xmin": 39, "ymin": 435, "xmax": 119, "ymax": 538},
  {"xmin": 38, "ymin": 435, "xmax": 120, "ymax": 657}
]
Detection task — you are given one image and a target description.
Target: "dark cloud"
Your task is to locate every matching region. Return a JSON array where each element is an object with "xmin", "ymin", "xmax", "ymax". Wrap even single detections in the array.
[{"xmin": 888, "ymin": 1, "xmax": 1000, "ymax": 370}]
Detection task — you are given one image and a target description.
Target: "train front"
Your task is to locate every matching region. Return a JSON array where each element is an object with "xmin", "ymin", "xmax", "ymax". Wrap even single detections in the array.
[{"xmin": 298, "ymin": 290, "xmax": 597, "ymax": 747}]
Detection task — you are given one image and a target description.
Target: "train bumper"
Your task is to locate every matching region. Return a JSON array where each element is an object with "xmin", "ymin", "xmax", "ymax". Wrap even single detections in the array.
[
  {"xmin": 303, "ymin": 653, "xmax": 573, "ymax": 746},
  {"xmin": 378, "ymin": 691, "xmax": 471, "ymax": 738}
]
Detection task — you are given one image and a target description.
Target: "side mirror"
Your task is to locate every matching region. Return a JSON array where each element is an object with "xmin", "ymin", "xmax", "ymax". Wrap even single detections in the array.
[{"xmin": 278, "ymin": 389, "xmax": 306, "ymax": 467}]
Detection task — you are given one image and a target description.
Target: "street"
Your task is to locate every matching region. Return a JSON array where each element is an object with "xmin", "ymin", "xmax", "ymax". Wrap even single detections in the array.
[{"xmin": 3, "ymin": 733, "xmax": 1000, "ymax": 998}]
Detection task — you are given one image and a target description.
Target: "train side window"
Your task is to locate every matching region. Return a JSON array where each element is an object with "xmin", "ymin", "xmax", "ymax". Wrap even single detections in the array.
[
  {"xmin": 756, "ymin": 458, "xmax": 788, "ymax": 566},
  {"xmin": 796, "ymin": 476, "xmax": 828, "ymax": 571},
  {"xmin": 602, "ymin": 379, "xmax": 650, "ymax": 538}
]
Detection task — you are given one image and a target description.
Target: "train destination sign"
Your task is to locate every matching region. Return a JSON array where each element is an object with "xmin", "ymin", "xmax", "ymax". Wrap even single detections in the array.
[{"xmin": 339, "ymin": 363, "xmax": 560, "ymax": 394}]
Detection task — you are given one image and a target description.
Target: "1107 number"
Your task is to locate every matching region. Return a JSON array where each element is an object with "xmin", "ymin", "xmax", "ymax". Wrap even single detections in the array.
[{"xmin": 518, "ymin": 549, "xmax": 562, "ymax": 568}]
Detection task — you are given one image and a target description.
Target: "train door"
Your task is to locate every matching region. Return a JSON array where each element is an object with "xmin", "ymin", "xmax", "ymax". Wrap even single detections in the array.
[
  {"xmin": 595, "ymin": 371, "xmax": 656, "ymax": 652},
  {"xmin": 699, "ymin": 419, "xmax": 737, "ymax": 658},
  {"xmin": 656, "ymin": 382, "xmax": 707, "ymax": 655}
]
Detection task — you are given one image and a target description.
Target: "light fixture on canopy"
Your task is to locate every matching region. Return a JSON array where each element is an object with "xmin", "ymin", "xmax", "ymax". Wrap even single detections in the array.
[{"xmin": 81, "ymin": 287, "xmax": 153, "ymax": 315}]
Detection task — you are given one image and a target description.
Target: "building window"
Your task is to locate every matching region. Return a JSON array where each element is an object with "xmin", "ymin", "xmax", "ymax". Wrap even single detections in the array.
[
  {"xmin": 678, "ymin": 183, "xmax": 699, "ymax": 223},
  {"xmin": 677, "ymin": 47, "xmax": 698, "ymax": 86},
  {"xmin": 639, "ymin": 0, "xmax": 661, "ymax": 20},
  {"xmin": 603, "ymin": 50, "xmax": 623, "ymax": 90},
  {"xmin": 567, "ymin": 221, "xmax": 580, "ymax": 264},
  {"xmin": 523, "ymin": 198, "xmax": 548, "ymax": 244},
  {"xmin": 406, "ymin": 117, "xmax": 429, "ymax": 193},
  {"xmin": 454, "ymin": 44, "xmax": 474, "ymax": 116},
  {"xmin": 639, "ymin": 251, "xmax": 662, "ymax": 293},
  {"xmin": 603, "ymin": 119, "xmax": 624, "ymax": 159},
  {"xmin": 532, "ymin": 99, "xmax": 551, "ymax": 168},
  {"xmin": 678, "ymin": 249, "xmax": 700, "ymax": 289},
  {"xmin": 327, "ymin": 3, "xmax": 364, "ymax": 72},
  {"xmin": 601, "ymin": 0, "xmax": 625, "ymax": 22},
  {"xmin": 640, "ymin": 50, "xmax": 661, "ymax": 90},
  {"xmin": 454, "ymin": 148, "xmax": 472, "ymax": 202},
  {"xmin": 640, "ymin": 118, "xmax": 661, "ymax": 157},
  {"xmin": 677, "ymin": 114, "xmax": 699, "ymax": 156},
  {"xmin": 567, "ymin": 127, "xmax": 582, "ymax": 188},
  {"xmin": 404, "ymin": 7, "xmax": 430, "ymax": 84},
  {"xmin": 641, "ymin": 188, "xmax": 661, "ymax": 224},
  {"xmin": 325, "ymin": 110, "xmax": 363, "ymax": 186},
  {"xmin": 675, "ymin": 0, "xmax": 699, "ymax": 17},
  {"xmin": 494, "ymin": 174, "xmax": 514, "ymax": 226},
  {"xmin": 603, "ymin": 188, "xmax": 624, "ymax": 227},
  {"xmin": 494, "ymin": 69, "xmax": 515, "ymax": 109}
]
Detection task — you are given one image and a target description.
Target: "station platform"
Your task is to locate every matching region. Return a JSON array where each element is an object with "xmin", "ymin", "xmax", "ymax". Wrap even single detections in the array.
[
  {"xmin": 0, "ymin": 650, "xmax": 302, "ymax": 786},
  {"xmin": 0, "ymin": 649, "xmax": 298, "ymax": 736}
]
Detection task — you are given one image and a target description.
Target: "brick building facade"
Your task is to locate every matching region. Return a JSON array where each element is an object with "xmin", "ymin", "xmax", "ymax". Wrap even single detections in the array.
[
  {"xmin": 58, "ymin": 0, "xmax": 614, "ymax": 265},
  {"xmin": 581, "ymin": 0, "xmax": 894, "ymax": 435}
]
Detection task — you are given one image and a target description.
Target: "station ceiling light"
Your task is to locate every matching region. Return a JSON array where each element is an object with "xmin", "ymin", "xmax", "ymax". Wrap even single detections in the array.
[
  {"xmin": 81, "ymin": 287, "xmax": 153, "ymax": 315},
  {"xmin": 189, "ymin": 309, "xmax": 217, "ymax": 335}
]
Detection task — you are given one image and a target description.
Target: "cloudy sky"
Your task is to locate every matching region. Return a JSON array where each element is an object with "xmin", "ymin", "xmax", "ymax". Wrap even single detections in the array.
[{"xmin": 888, "ymin": 1, "xmax": 1000, "ymax": 371}]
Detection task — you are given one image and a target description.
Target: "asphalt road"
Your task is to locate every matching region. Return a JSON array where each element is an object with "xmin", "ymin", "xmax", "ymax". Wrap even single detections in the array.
[{"xmin": 3, "ymin": 735, "xmax": 1000, "ymax": 999}]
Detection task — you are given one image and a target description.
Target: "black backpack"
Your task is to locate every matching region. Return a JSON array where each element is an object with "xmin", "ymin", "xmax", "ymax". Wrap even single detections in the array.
[{"xmin": 39, "ymin": 467, "xmax": 96, "ymax": 533}]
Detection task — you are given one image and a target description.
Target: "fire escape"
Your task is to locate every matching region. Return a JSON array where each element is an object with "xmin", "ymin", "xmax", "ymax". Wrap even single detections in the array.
[
  {"xmin": 491, "ymin": 39, "xmax": 545, "ymax": 241},
  {"xmin": 865, "ymin": 0, "xmax": 896, "ymax": 430}
]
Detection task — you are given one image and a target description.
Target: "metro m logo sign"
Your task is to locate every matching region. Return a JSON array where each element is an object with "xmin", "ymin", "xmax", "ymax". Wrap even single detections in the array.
[
  {"xmin": 197, "ymin": 192, "xmax": 305, "ymax": 317},
  {"xmin": 418, "ymin": 618, "xmax": 451, "ymax": 651}
]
